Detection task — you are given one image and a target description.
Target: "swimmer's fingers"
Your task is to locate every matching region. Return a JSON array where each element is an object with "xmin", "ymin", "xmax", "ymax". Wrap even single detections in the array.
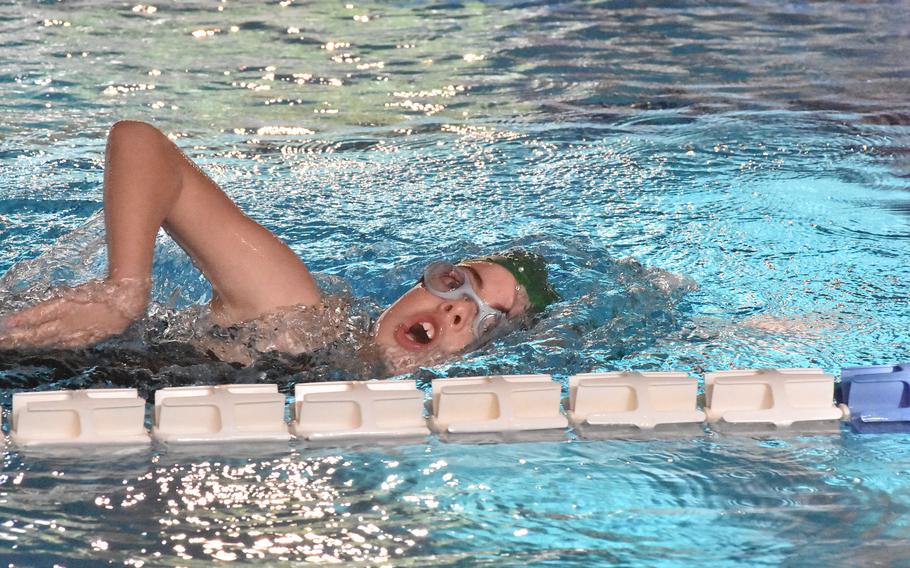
[
  {"xmin": 0, "ymin": 281, "xmax": 116, "ymax": 333},
  {"xmin": 0, "ymin": 314, "xmax": 76, "ymax": 349},
  {"xmin": 0, "ymin": 304, "xmax": 96, "ymax": 350},
  {"xmin": 1, "ymin": 296, "xmax": 73, "ymax": 330},
  {"xmin": 0, "ymin": 312, "xmax": 112, "ymax": 350},
  {"xmin": 0, "ymin": 280, "xmax": 148, "ymax": 350},
  {"xmin": 0, "ymin": 279, "xmax": 148, "ymax": 336}
]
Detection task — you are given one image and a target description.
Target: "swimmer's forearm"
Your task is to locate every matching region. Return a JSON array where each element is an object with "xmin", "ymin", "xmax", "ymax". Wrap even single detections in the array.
[{"xmin": 103, "ymin": 121, "xmax": 181, "ymax": 281}]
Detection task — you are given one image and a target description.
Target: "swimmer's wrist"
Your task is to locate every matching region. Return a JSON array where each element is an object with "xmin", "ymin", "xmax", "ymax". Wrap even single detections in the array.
[
  {"xmin": 106, "ymin": 276, "xmax": 151, "ymax": 290},
  {"xmin": 101, "ymin": 277, "xmax": 152, "ymax": 321}
]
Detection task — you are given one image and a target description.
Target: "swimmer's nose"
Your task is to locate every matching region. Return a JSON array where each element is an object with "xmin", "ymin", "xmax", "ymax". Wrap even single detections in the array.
[{"xmin": 440, "ymin": 300, "xmax": 473, "ymax": 331}]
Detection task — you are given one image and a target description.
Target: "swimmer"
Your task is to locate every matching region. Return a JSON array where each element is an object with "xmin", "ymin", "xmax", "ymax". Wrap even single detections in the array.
[{"xmin": 0, "ymin": 121, "xmax": 559, "ymax": 373}]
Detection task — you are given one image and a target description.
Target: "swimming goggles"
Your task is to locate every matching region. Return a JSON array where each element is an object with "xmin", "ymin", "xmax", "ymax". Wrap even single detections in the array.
[{"xmin": 421, "ymin": 261, "xmax": 506, "ymax": 339}]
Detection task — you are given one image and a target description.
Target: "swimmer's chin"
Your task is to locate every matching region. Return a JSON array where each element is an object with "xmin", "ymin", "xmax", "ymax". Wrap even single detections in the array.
[{"xmin": 375, "ymin": 342, "xmax": 452, "ymax": 376}]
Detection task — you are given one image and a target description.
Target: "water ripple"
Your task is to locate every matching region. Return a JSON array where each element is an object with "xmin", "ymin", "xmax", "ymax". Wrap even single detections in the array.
[{"xmin": 2, "ymin": 0, "xmax": 910, "ymax": 565}]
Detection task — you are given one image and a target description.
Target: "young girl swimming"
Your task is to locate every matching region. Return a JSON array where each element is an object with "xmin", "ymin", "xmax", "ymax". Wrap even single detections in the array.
[{"xmin": 0, "ymin": 121, "xmax": 559, "ymax": 374}]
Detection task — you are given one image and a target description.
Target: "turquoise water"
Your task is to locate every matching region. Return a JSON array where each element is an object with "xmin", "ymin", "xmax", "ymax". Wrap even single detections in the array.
[{"xmin": 2, "ymin": 0, "xmax": 910, "ymax": 565}]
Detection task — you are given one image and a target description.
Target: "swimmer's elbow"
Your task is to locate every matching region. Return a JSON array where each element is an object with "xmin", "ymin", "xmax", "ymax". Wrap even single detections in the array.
[
  {"xmin": 108, "ymin": 120, "xmax": 163, "ymax": 142},
  {"xmin": 105, "ymin": 121, "xmax": 171, "ymax": 168}
]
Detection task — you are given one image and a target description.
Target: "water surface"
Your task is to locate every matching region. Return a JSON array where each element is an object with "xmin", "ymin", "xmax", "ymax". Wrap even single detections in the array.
[{"xmin": 1, "ymin": 0, "xmax": 910, "ymax": 565}]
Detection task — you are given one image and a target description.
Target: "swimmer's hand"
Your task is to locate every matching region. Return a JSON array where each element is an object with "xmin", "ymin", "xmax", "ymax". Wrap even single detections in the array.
[{"xmin": 0, "ymin": 278, "xmax": 150, "ymax": 350}]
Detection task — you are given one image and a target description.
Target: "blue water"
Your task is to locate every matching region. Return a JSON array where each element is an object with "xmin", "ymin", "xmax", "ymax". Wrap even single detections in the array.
[{"xmin": 2, "ymin": 0, "xmax": 910, "ymax": 565}]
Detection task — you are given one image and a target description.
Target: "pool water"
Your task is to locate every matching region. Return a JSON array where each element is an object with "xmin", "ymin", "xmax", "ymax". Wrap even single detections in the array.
[{"xmin": 2, "ymin": 0, "xmax": 910, "ymax": 565}]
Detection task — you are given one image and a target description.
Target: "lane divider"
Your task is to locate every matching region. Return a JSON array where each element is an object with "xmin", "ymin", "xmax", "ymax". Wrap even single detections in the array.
[
  {"xmin": 10, "ymin": 389, "xmax": 149, "ymax": 446},
  {"xmin": 3, "ymin": 365, "xmax": 907, "ymax": 447}
]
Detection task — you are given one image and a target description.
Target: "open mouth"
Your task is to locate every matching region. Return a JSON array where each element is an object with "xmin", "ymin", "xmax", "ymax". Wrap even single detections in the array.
[
  {"xmin": 394, "ymin": 315, "xmax": 441, "ymax": 351},
  {"xmin": 407, "ymin": 321, "xmax": 435, "ymax": 344}
]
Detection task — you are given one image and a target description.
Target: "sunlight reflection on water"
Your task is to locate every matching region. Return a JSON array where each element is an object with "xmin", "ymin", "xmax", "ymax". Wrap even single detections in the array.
[{"xmin": 2, "ymin": 0, "xmax": 910, "ymax": 565}]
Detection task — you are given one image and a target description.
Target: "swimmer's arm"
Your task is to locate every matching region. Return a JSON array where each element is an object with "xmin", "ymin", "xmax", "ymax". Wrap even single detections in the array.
[
  {"xmin": 0, "ymin": 121, "xmax": 320, "ymax": 349},
  {"xmin": 102, "ymin": 120, "xmax": 321, "ymax": 323}
]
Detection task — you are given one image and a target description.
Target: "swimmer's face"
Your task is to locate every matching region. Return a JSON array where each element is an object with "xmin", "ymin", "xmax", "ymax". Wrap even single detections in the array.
[{"xmin": 373, "ymin": 261, "xmax": 530, "ymax": 373}]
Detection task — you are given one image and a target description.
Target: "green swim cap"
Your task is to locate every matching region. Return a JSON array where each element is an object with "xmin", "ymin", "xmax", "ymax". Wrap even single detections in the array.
[{"xmin": 468, "ymin": 248, "xmax": 560, "ymax": 313}]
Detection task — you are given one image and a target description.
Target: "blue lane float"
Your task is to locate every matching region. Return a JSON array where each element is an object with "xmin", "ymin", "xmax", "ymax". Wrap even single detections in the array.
[{"xmin": 839, "ymin": 364, "xmax": 910, "ymax": 433}]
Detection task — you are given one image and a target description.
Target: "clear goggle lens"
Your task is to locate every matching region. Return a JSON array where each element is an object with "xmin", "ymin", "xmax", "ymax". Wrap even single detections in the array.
[
  {"xmin": 476, "ymin": 313, "xmax": 501, "ymax": 335},
  {"xmin": 423, "ymin": 262, "xmax": 467, "ymax": 294}
]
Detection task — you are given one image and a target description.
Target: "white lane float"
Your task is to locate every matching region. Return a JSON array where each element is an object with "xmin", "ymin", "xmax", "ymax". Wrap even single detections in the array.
[
  {"xmin": 10, "ymin": 364, "xmax": 907, "ymax": 448},
  {"xmin": 10, "ymin": 388, "xmax": 149, "ymax": 446},
  {"xmin": 566, "ymin": 371, "xmax": 705, "ymax": 430},
  {"xmin": 704, "ymin": 368, "xmax": 843, "ymax": 427},
  {"xmin": 427, "ymin": 374, "xmax": 567, "ymax": 434},
  {"xmin": 151, "ymin": 384, "xmax": 290, "ymax": 443},
  {"xmin": 291, "ymin": 380, "xmax": 429, "ymax": 440}
]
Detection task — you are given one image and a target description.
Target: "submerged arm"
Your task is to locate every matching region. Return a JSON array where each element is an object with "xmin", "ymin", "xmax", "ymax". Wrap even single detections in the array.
[{"xmin": 0, "ymin": 120, "xmax": 320, "ymax": 348}]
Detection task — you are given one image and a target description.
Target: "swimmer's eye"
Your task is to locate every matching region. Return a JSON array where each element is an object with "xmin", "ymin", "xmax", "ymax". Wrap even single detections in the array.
[
  {"xmin": 440, "ymin": 272, "xmax": 462, "ymax": 290},
  {"xmin": 425, "ymin": 270, "xmax": 465, "ymax": 292}
]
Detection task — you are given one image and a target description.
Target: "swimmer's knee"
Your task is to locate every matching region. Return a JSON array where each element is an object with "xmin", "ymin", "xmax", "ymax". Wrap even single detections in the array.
[{"xmin": 107, "ymin": 120, "xmax": 165, "ymax": 147}]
